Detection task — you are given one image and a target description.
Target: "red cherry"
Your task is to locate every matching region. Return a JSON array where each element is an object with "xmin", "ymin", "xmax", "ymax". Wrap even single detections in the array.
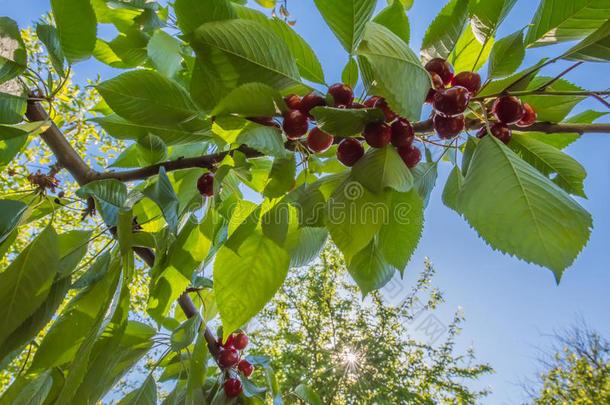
[
  {"xmin": 284, "ymin": 94, "xmax": 301, "ymax": 110},
  {"xmin": 224, "ymin": 378, "xmax": 243, "ymax": 398},
  {"xmin": 517, "ymin": 103, "xmax": 537, "ymax": 127},
  {"xmin": 247, "ymin": 116, "xmax": 280, "ymax": 129},
  {"xmin": 328, "ymin": 83, "xmax": 354, "ymax": 108},
  {"xmin": 307, "ymin": 127, "xmax": 334, "ymax": 153},
  {"xmin": 233, "ymin": 332, "xmax": 249, "ymax": 350},
  {"xmin": 373, "ymin": 98, "xmax": 397, "ymax": 122},
  {"xmin": 238, "ymin": 359, "xmax": 254, "ymax": 377},
  {"xmin": 492, "ymin": 96, "xmax": 525, "ymax": 125},
  {"xmin": 425, "ymin": 71, "xmax": 445, "ymax": 104},
  {"xmin": 476, "ymin": 122, "xmax": 512, "ymax": 144},
  {"xmin": 219, "ymin": 333, "xmax": 234, "ymax": 348},
  {"xmin": 363, "ymin": 96, "xmax": 381, "ymax": 108},
  {"xmin": 351, "ymin": 102, "xmax": 366, "ymax": 109},
  {"xmin": 390, "ymin": 118, "xmax": 414, "ymax": 147},
  {"xmin": 397, "ymin": 144, "xmax": 421, "ymax": 169},
  {"xmin": 218, "ymin": 348, "xmax": 239, "ymax": 368},
  {"xmin": 425, "ymin": 58, "xmax": 454, "ymax": 86},
  {"xmin": 300, "ymin": 92, "xmax": 326, "ymax": 118},
  {"xmin": 451, "ymin": 71, "xmax": 482, "ymax": 95},
  {"xmin": 282, "ymin": 109, "xmax": 309, "ymax": 140},
  {"xmin": 337, "ymin": 138, "xmax": 364, "ymax": 167},
  {"xmin": 433, "ymin": 114, "xmax": 465, "ymax": 139},
  {"xmin": 197, "ymin": 173, "xmax": 214, "ymax": 197},
  {"xmin": 433, "ymin": 86, "xmax": 470, "ymax": 117},
  {"xmin": 363, "ymin": 122, "xmax": 391, "ymax": 148}
]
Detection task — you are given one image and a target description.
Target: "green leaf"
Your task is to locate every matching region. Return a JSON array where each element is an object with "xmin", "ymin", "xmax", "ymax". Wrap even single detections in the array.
[
  {"xmin": 0, "ymin": 91, "xmax": 26, "ymax": 125},
  {"xmin": 97, "ymin": 70, "xmax": 198, "ymax": 126},
  {"xmin": 456, "ymin": 135, "xmax": 592, "ymax": 280},
  {"xmin": 341, "ymin": 57, "xmax": 359, "ymax": 88},
  {"xmin": 420, "ymin": 0, "xmax": 469, "ymax": 61},
  {"xmin": 51, "ymin": 0, "xmax": 97, "ymax": 63},
  {"xmin": 186, "ymin": 332, "xmax": 209, "ymax": 404},
  {"xmin": 357, "ymin": 22, "xmax": 430, "ymax": 120},
  {"xmin": 0, "ymin": 199, "xmax": 27, "ymax": 244},
  {"xmin": 349, "ymin": 238, "xmax": 395, "ymax": 295},
  {"xmin": 12, "ymin": 371, "xmax": 53, "ymax": 405},
  {"xmin": 214, "ymin": 232, "xmax": 290, "ymax": 337},
  {"xmin": 477, "ymin": 58, "xmax": 548, "ymax": 97},
  {"xmin": 468, "ymin": 0, "xmax": 517, "ymax": 43},
  {"xmin": 378, "ymin": 189, "xmax": 424, "ymax": 271},
  {"xmin": 294, "ymin": 384, "xmax": 323, "ymax": 405},
  {"xmin": 119, "ymin": 375, "xmax": 157, "ymax": 405},
  {"xmin": 0, "ymin": 131, "xmax": 28, "ymax": 166},
  {"xmin": 255, "ymin": 0, "xmax": 276, "ymax": 7},
  {"xmin": 147, "ymin": 30, "xmax": 183, "ymax": 78},
  {"xmin": 313, "ymin": 0, "xmax": 377, "ymax": 54},
  {"xmin": 0, "ymin": 17, "xmax": 27, "ymax": 84},
  {"xmin": 142, "ymin": 167, "xmax": 179, "ymax": 234},
  {"xmin": 58, "ymin": 230, "xmax": 93, "ymax": 276},
  {"xmin": 449, "ymin": 24, "xmax": 494, "ymax": 73},
  {"xmin": 525, "ymin": 0, "xmax": 610, "ymax": 47},
  {"xmin": 36, "ymin": 24, "xmax": 65, "ymax": 76},
  {"xmin": 174, "ymin": 0, "xmax": 237, "ymax": 35},
  {"xmin": 77, "ymin": 179, "xmax": 128, "ymax": 227},
  {"xmin": 137, "ymin": 134, "xmax": 168, "ymax": 165},
  {"xmin": 561, "ymin": 19, "xmax": 610, "ymax": 62},
  {"xmin": 212, "ymin": 83, "xmax": 286, "ymax": 117},
  {"xmin": 509, "ymin": 133, "xmax": 587, "ymax": 198},
  {"xmin": 391, "ymin": 0, "xmax": 414, "ymax": 10},
  {"xmin": 521, "ymin": 77, "xmax": 585, "ymax": 123},
  {"xmin": 0, "ymin": 226, "xmax": 58, "ymax": 346},
  {"xmin": 289, "ymin": 227, "xmax": 329, "ymax": 267},
  {"xmin": 310, "ymin": 106, "xmax": 384, "ymax": 137},
  {"xmin": 411, "ymin": 161, "xmax": 438, "ymax": 207},
  {"xmin": 171, "ymin": 315, "xmax": 202, "ymax": 351},
  {"xmin": 373, "ymin": 0, "xmax": 410, "ymax": 45},
  {"xmin": 488, "ymin": 30, "xmax": 525, "ymax": 79},
  {"xmin": 352, "ymin": 146, "xmax": 414, "ymax": 194},
  {"xmin": 264, "ymin": 156, "xmax": 296, "ymax": 198},
  {"xmin": 261, "ymin": 200, "xmax": 299, "ymax": 247},
  {"xmin": 442, "ymin": 165, "xmax": 464, "ymax": 212},
  {"xmin": 523, "ymin": 110, "xmax": 609, "ymax": 149},
  {"xmin": 236, "ymin": 124, "xmax": 286, "ymax": 158}
]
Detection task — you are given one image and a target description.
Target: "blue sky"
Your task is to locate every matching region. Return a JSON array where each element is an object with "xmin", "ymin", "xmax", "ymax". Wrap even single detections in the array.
[{"xmin": 2, "ymin": 0, "xmax": 609, "ymax": 403}]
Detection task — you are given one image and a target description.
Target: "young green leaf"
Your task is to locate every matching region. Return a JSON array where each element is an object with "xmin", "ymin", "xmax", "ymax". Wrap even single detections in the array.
[
  {"xmin": 373, "ymin": 0, "xmax": 410, "ymax": 45},
  {"xmin": 341, "ymin": 57, "xmax": 359, "ymax": 88},
  {"xmin": 449, "ymin": 24, "xmax": 494, "ymax": 72},
  {"xmin": 487, "ymin": 30, "xmax": 525, "ymax": 79},
  {"xmin": 420, "ymin": 0, "xmax": 469, "ymax": 61},
  {"xmin": 50, "ymin": 0, "xmax": 97, "ymax": 63}
]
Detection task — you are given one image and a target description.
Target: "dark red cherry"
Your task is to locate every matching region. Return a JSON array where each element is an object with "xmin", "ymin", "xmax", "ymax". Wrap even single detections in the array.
[
  {"xmin": 351, "ymin": 102, "xmax": 366, "ymax": 109},
  {"xmin": 233, "ymin": 332, "xmax": 249, "ymax": 350},
  {"xmin": 363, "ymin": 96, "xmax": 381, "ymax": 108},
  {"xmin": 307, "ymin": 127, "xmax": 334, "ymax": 153},
  {"xmin": 238, "ymin": 359, "xmax": 254, "ymax": 377},
  {"xmin": 247, "ymin": 116, "xmax": 280, "ymax": 129},
  {"xmin": 300, "ymin": 92, "xmax": 327, "ymax": 118},
  {"xmin": 363, "ymin": 122, "xmax": 391, "ymax": 148},
  {"xmin": 425, "ymin": 58, "xmax": 454, "ymax": 86},
  {"xmin": 433, "ymin": 114, "xmax": 465, "ymax": 139},
  {"xmin": 219, "ymin": 333, "xmax": 234, "ymax": 348},
  {"xmin": 390, "ymin": 118, "xmax": 414, "ymax": 147},
  {"xmin": 224, "ymin": 378, "xmax": 243, "ymax": 398},
  {"xmin": 284, "ymin": 94, "xmax": 301, "ymax": 110},
  {"xmin": 433, "ymin": 86, "xmax": 470, "ymax": 116},
  {"xmin": 197, "ymin": 173, "xmax": 214, "ymax": 197},
  {"xmin": 328, "ymin": 83, "xmax": 354, "ymax": 108},
  {"xmin": 373, "ymin": 98, "xmax": 397, "ymax": 122},
  {"xmin": 337, "ymin": 138, "xmax": 364, "ymax": 167},
  {"xmin": 397, "ymin": 144, "xmax": 422, "ymax": 169},
  {"xmin": 425, "ymin": 71, "xmax": 445, "ymax": 104},
  {"xmin": 218, "ymin": 348, "xmax": 239, "ymax": 368},
  {"xmin": 517, "ymin": 103, "xmax": 537, "ymax": 127},
  {"xmin": 492, "ymin": 96, "xmax": 525, "ymax": 125},
  {"xmin": 451, "ymin": 71, "xmax": 481, "ymax": 95},
  {"xmin": 476, "ymin": 122, "xmax": 512, "ymax": 144},
  {"xmin": 282, "ymin": 109, "xmax": 309, "ymax": 140}
]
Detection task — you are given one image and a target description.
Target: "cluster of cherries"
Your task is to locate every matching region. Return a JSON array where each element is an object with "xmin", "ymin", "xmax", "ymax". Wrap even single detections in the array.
[
  {"xmin": 217, "ymin": 331, "xmax": 253, "ymax": 397},
  {"xmin": 424, "ymin": 57, "xmax": 537, "ymax": 144}
]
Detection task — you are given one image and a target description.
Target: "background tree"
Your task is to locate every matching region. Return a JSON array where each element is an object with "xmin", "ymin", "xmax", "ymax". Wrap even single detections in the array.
[{"xmin": 250, "ymin": 246, "xmax": 493, "ymax": 404}]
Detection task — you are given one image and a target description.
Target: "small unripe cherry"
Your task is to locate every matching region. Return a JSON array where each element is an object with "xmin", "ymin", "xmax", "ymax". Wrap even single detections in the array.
[
  {"xmin": 218, "ymin": 348, "xmax": 239, "ymax": 368},
  {"xmin": 337, "ymin": 138, "xmax": 364, "ymax": 167},
  {"xmin": 307, "ymin": 127, "xmax": 334, "ymax": 153},
  {"xmin": 233, "ymin": 332, "xmax": 249, "ymax": 350},
  {"xmin": 328, "ymin": 83, "xmax": 354, "ymax": 108},
  {"xmin": 425, "ymin": 71, "xmax": 445, "ymax": 104},
  {"xmin": 390, "ymin": 118, "xmax": 414, "ymax": 147},
  {"xmin": 282, "ymin": 109, "xmax": 309, "ymax": 140},
  {"xmin": 300, "ymin": 92, "xmax": 326, "ymax": 118},
  {"xmin": 451, "ymin": 71, "xmax": 482, "ymax": 95},
  {"xmin": 284, "ymin": 94, "xmax": 301, "ymax": 110},
  {"xmin": 224, "ymin": 378, "xmax": 243, "ymax": 398},
  {"xmin": 433, "ymin": 86, "xmax": 470, "ymax": 117},
  {"xmin": 363, "ymin": 122, "xmax": 392, "ymax": 148},
  {"xmin": 433, "ymin": 114, "xmax": 465, "ymax": 139},
  {"xmin": 517, "ymin": 103, "xmax": 537, "ymax": 127},
  {"xmin": 397, "ymin": 144, "xmax": 422, "ymax": 168},
  {"xmin": 476, "ymin": 122, "xmax": 512, "ymax": 144},
  {"xmin": 425, "ymin": 58, "xmax": 454, "ymax": 85},
  {"xmin": 492, "ymin": 96, "xmax": 525, "ymax": 125},
  {"xmin": 197, "ymin": 173, "xmax": 214, "ymax": 197},
  {"xmin": 238, "ymin": 359, "xmax": 254, "ymax": 377}
]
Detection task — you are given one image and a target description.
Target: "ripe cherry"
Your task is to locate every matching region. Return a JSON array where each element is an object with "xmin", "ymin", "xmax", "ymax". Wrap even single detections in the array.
[
  {"xmin": 247, "ymin": 116, "xmax": 280, "ymax": 129},
  {"xmin": 517, "ymin": 103, "xmax": 537, "ymax": 127},
  {"xmin": 451, "ymin": 71, "xmax": 481, "ymax": 95},
  {"xmin": 337, "ymin": 138, "xmax": 364, "ymax": 167},
  {"xmin": 425, "ymin": 71, "xmax": 445, "ymax": 104},
  {"xmin": 238, "ymin": 359, "xmax": 254, "ymax": 377},
  {"xmin": 425, "ymin": 58, "xmax": 454, "ymax": 86},
  {"xmin": 300, "ymin": 92, "xmax": 326, "ymax": 118},
  {"xmin": 492, "ymin": 96, "xmax": 525, "ymax": 125},
  {"xmin": 351, "ymin": 102, "xmax": 366, "ymax": 109},
  {"xmin": 433, "ymin": 114, "xmax": 465, "ymax": 139},
  {"xmin": 397, "ymin": 144, "xmax": 422, "ymax": 169},
  {"xmin": 218, "ymin": 348, "xmax": 239, "ymax": 368},
  {"xmin": 433, "ymin": 86, "xmax": 470, "ymax": 117},
  {"xmin": 233, "ymin": 332, "xmax": 249, "ymax": 350},
  {"xmin": 307, "ymin": 127, "xmax": 334, "ymax": 153},
  {"xmin": 363, "ymin": 122, "xmax": 392, "ymax": 148},
  {"xmin": 390, "ymin": 118, "xmax": 414, "ymax": 147},
  {"xmin": 284, "ymin": 94, "xmax": 301, "ymax": 110},
  {"xmin": 328, "ymin": 83, "xmax": 354, "ymax": 108},
  {"xmin": 282, "ymin": 109, "xmax": 309, "ymax": 140},
  {"xmin": 224, "ymin": 378, "xmax": 243, "ymax": 398},
  {"xmin": 197, "ymin": 173, "xmax": 214, "ymax": 197},
  {"xmin": 476, "ymin": 122, "xmax": 512, "ymax": 144},
  {"xmin": 363, "ymin": 96, "xmax": 381, "ymax": 108},
  {"xmin": 218, "ymin": 333, "xmax": 234, "ymax": 349},
  {"xmin": 373, "ymin": 98, "xmax": 397, "ymax": 122}
]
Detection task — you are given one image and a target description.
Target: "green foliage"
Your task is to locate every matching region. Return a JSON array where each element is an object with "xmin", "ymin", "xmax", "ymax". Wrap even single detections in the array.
[
  {"xmin": 420, "ymin": 0, "xmax": 469, "ymax": 61},
  {"xmin": 50, "ymin": 0, "xmax": 97, "ymax": 63},
  {"xmin": 0, "ymin": 17, "xmax": 27, "ymax": 83}
]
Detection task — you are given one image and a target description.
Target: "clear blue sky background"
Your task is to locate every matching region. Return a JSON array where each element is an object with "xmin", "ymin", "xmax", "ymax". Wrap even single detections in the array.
[{"xmin": 2, "ymin": 1, "xmax": 609, "ymax": 403}]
